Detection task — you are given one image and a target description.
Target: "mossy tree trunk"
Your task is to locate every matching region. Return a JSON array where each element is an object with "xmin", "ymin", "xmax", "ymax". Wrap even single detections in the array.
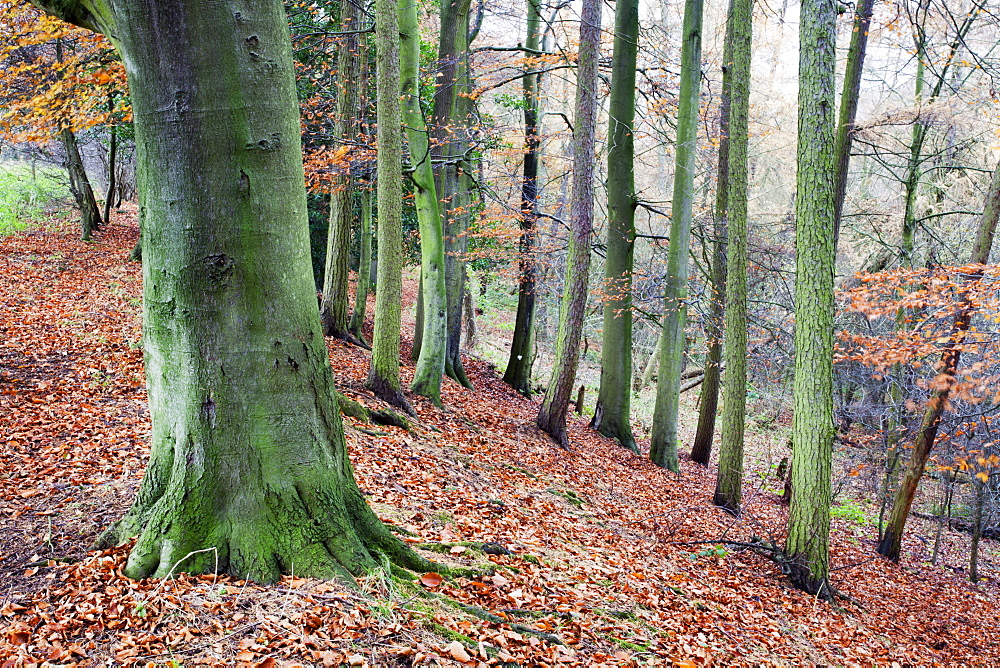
[
  {"xmin": 367, "ymin": 0, "xmax": 414, "ymax": 414},
  {"xmin": 712, "ymin": 0, "xmax": 751, "ymax": 510},
  {"xmin": 35, "ymin": 0, "xmax": 432, "ymax": 582},
  {"xmin": 349, "ymin": 184, "xmax": 373, "ymax": 345},
  {"xmin": 649, "ymin": 0, "xmax": 703, "ymax": 472},
  {"xmin": 432, "ymin": 0, "xmax": 475, "ymax": 389},
  {"xmin": 591, "ymin": 0, "xmax": 639, "ymax": 454},
  {"xmin": 320, "ymin": 0, "xmax": 362, "ymax": 343},
  {"xmin": 786, "ymin": 0, "xmax": 837, "ymax": 598},
  {"xmin": 535, "ymin": 0, "xmax": 600, "ymax": 447},
  {"xmin": 503, "ymin": 0, "xmax": 542, "ymax": 396},
  {"xmin": 400, "ymin": 0, "xmax": 447, "ymax": 407},
  {"xmin": 877, "ymin": 160, "xmax": 1000, "ymax": 562}
]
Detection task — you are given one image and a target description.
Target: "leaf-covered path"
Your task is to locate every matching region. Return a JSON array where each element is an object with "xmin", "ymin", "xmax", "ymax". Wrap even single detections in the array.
[{"xmin": 2, "ymin": 215, "xmax": 1000, "ymax": 665}]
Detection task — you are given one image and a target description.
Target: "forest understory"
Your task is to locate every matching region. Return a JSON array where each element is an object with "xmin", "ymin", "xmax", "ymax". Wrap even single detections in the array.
[{"xmin": 2, "ymin": 213, "xmax": 1000, "ymax": 665}]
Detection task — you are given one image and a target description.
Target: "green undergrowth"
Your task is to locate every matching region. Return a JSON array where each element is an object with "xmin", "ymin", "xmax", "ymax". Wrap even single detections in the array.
[{"xmin": 0, "ymin": 164, "xmax": 68, "ymax": 234}]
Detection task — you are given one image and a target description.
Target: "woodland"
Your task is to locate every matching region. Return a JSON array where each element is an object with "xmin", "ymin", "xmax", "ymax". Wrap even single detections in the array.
[{"xmin": 2, "ymin": 0, "xmax": 1000, "ymax": 663}]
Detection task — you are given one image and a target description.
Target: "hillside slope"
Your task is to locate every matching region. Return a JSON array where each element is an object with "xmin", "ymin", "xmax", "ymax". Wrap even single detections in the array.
[{"xmin": 2, "ymin": 215, "xmax": 999, "ymax": 665}]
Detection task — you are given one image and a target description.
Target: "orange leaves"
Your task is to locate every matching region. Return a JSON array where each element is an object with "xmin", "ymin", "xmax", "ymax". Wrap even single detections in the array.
[{"xmin": 418, "ymin": 572, "xmax": 444, "ymax": 588}]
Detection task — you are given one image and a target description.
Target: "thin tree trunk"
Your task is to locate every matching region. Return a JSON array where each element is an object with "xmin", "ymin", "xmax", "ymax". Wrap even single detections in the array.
[
  {"xmin": 831, "ymin": 0, "xmax": 873, "ymax": 245},
  {"xmin": 690, "ymin": 0, "xmax": 733, "ymax": 465},
  {"xmin": 368, "ymin": 0, "xmax": 414, "ymax": 415},
  {"xmin": 60, "ymin": 127, "xmax": 102, "ymax": 241},
  {"xmin": 401, "ymin": 0, "xmax": 448, "ymax": 406},
  {"xmin": 591, "ymin": 0, "xmax": 639, "ymax": 454},
  {"xmin": 712, "ymin": 0, "xmax": 751, "ymax": 507},
  {"xmin": 103, "ymin": 92, "xmax": 118, "ymax": 227},
  {"xmin": 536, "ymin": 0, "xmax": 601, "ymax": 447},
  {"xmin": 349, "ymin": 185, "xmax": 373, "ymax": 346},
  {"xmin": 877, "ymin": 160, "xmax": 1000, "ymax": 561},
  {"xmin": 970, "ymin": 477, "xmax": 985, "ymax": 584},
  {"xmin": 650, "ymin": 0, "xmax": 703, "ymax": 471},
  {"xmin": 786, "ymin": 0, "xmax": 837, "ymax": 598},
  {"xmin": 504, "ymin": 0, "xmax": 542, "ymax": 396},
  {"xmin": 320, "ymin": 0, "xmax": 362, "ymax": 343}
]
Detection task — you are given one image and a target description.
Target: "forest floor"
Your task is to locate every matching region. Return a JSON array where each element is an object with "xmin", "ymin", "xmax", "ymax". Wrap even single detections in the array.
[{"xmin": 2, "ymin": 212, "xmax": 1000, "ymax": 666}]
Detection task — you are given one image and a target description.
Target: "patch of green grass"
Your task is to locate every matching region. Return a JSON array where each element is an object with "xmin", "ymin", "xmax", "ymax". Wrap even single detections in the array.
[
  {"xmin": 831, "ymin": 500, "xmax": 875, "ymax": 527},
  {"xmin": 0, "ymin": 164, "xmax": 69, "ymax": 234}
]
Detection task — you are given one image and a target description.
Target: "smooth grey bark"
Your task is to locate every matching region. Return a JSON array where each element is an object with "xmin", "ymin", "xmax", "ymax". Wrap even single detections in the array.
[
  {"xmin": 349, "ymin": 184, "xmax": 373, "ymax": 346},
  {"xmin": 591, "ymin": 0, "xmax": 639, "ymax": 454},
  {"xmin": 536, "ymin": 0, "xmax": 601, "ymax": 447},
  {"xmin": 712, "ymin": 0, "xmax": 751, "ymax": 511},
  {"xmin": 649, "ymin": 0, "xmax": 703, "ymax": 471},
  {"xmin": 35, "ymin": 0, "xmax": 431, "ymax": 582},
  {"xmin": 60, "ymin": 127, "xmax": 102, "ymax": 241},
  {"xmin": 503, "ymin": 0, "xmax": 542, "ymax": 396}
]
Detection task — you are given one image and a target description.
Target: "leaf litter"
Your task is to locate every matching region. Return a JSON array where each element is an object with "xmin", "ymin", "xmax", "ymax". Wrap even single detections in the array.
[{"xmin": 1, "ymin": 212, "xmax": 999, "ymax": 665}]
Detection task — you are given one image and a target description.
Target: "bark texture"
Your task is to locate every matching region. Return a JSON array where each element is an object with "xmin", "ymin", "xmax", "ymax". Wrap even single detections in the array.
[
  {"xmin": 786, "ymin": 0, "xmax": 837, "ymax": 598},
  {"xmin": 650, "ymin": 0, "xmax": 702, "ymax": 471},
  {"xmin": 591, "ymin": 0, "xmax": 639, "ymax": 454},
  {"xmin": 712, "ymin": 0, "xmax": 751, "ymax": 511},
  {"xmin": 536, "ymin": 0, "xmax": 600, "ymax": 447},
  {"xmin": 60, "ymin": 127, "xmax": 102, "ymax": 241},
  {"xmin": 35, "ymin": 0, "xmax": 430, "ymax": 581}
]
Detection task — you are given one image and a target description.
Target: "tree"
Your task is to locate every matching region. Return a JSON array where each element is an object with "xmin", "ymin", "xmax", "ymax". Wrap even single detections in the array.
[
  {"xmin": 503, "ymin": 0, "xmax": 542, "ymax": 396},
  {"xmin": 649, "ymin": 0, "xmax": 703, "ymax": 471},
  {"xmin": 367, "ymin": 0, "xmax": 414, "ymax": 414},
  {"xmin": 591, "ymin": 0, "xmax": 639, "ymax": 454},
  {"xmin": 877, "ymin": 160, "xmax": 1000, "ymax": 561},
  {"xmin": 30, "ymin": 0, "xmax": 434, "ymax": 580},
  {"xmin": 319, "ymin": 0, "xmax": 363, "ymax": 344},
  {"xmin": 785, "ymin": 0, "xmax": 837, "ymax": 597},
  {"xmin": 401, "ymin": 0, "xmax": 448, "ymax": 406},
  {"xmin": 535, "ymin": 0, "xmax": 601, "ymax": 447},
  {"xmin": 711, "ymin": 0, "xmax": 751, "ymax": 510}
]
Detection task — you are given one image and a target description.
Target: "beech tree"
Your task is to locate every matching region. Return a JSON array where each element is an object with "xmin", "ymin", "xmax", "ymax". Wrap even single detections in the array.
[
  {"xmin": 536, "ymin": 0, "xmax": 601, "ymax": 447},
  {"xmin": 786, "ymin": 0, "xmax": 837, "ymax": 597},
  {"xmin": 30, "ymin": 0, "xmax": 431, "ymax": 581},
  {"xmin": 591, "ymin": 0, "xmax": 639, "ymax": 454}
]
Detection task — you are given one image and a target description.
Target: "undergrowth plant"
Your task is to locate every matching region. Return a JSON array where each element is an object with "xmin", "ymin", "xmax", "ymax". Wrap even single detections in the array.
[{"xmin": 0, "ymin": 164, "xmax": 67, "ymax": 234}]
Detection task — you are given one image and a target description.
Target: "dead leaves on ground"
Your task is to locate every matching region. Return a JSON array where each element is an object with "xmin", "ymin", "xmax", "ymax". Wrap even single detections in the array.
[{"xmin": 2, "ymin": 214, "xmax": 1000, "ymax": 665}]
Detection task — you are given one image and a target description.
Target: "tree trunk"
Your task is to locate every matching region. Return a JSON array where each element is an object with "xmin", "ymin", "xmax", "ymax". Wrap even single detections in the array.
[
  {"xmin": 103, "ymin": 92, "xmax": 118, "ymax": 226},
  {"xmin": 970, "ymin": 477, "xmax": 985, "ymax": 584},
  {"xmin": 432, "ymin": 0, "xmax": 475, "ymax": 389},
  {"xmin": 831, "ymin": 0, "xmax": 873, "ymax": 245},
  {"xmin": 591, "ymin": 0, "xmax": 639, "ymax": 454},
  {"xmin": 400, "ymin": 0, "xmax": 448, "ymax": 406},
  {"xmin": 368, "ymin": 0, "xmax": 415, "ymax": 414},
  {"xmin": 786, "ymin": 0, "xmax": 837, "ymax": 598},
  {"xmin": 320, "ymin": 0, "xmax": 361, "ymax": 343},
  {"xmin": 535, "ymin": 0, "xmax": 600, "ymax": 447},
  {"xmin": 650, "ymin": 0, "xmax": 703, "ymax": 471},
  {"xmin": 503, "ymin": 0, "xmax": 542, "ymax": 396},
  {"xmin": 877, "ymin": 160, "xmax": 1000, "ymax": 561},
  {"xmin": 349, "ymin": 184, "xmax": 373, "ymax": 346},
  {"xmin": 690, "ymin": 0, "xmax": 733, "ymax": 465},
  {"xmin": 60, "ymin": 127, "xmax": 102, "ymax": 241},
  {"xmin": 31, "ymin": 0, "xmax": 433, "ymax": 582},
  {"xmin": 712, "ymin": 0, "xmax": 751, "ymax": 508}
]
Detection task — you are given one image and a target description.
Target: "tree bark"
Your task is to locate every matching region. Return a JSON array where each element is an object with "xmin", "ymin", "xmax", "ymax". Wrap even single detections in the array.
[
  {"xmin": 60, "ymin": 127, "xmax": 102, "ymax": 241},
  {"xmin": 103, "ymin": 91, "xmax": 118, "ymax": 227},
  {"xmin": 536, "ymin": 0, "xmax": 600, "ymax": 447},
  {"xmin": 650, "ymin": 0, "xmax": 703, "ymax": 471},
  {"xmin": 367, "ymin": 0, "xmax": 414, "ymax": 414},
  {"xmin": 786, "ymin": 0, "xmax": 837, "ymax": 598},
  {"xmin": 400, "ymin": 0, "xmax": 448, "ymax": 407},
  {"xmin": 712, "ymin": 0, "xmax": 751, "ymax": 509},
  {"xmin": 591, "ymin": 0, "xmax": 639, "ymax": 454},
  {"xmin": 503, "ymin": 0, "xmax": 542, "ymax": 396},
  {"xmin": 34, "ymin": 0, "xmax": 431, "ymax": 581},
  {"xmin": 877, "ymin": 160, "xmax": 1000, "ymax": 561},
  {"xmin": 320, "ymin": 0, "xmax": 362, "ymax": 343},
  {"xmin": 349, "ymin": 183, "xmax": 373, "ymax": 346}
]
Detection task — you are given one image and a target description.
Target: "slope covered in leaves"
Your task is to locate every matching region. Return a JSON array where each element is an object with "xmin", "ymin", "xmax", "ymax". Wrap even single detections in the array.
[{"xmin": 2, "ymin": 214, "xmax": 999, "ymax": 665}]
